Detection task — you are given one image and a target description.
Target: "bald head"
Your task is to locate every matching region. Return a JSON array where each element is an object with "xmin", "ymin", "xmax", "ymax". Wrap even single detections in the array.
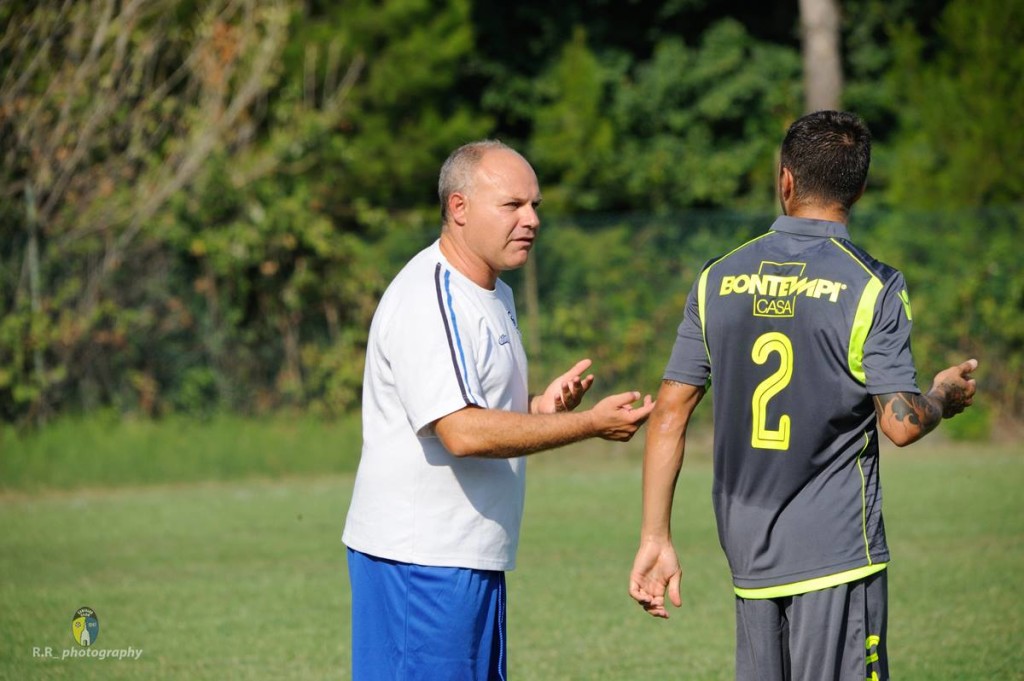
[
  {"xmin": 435, "ymin": 140, "xmax": 541, "ymax": 288},
  {"xmin": 438, "ymin": 140, "xmax": 524, "ymax": 225}
]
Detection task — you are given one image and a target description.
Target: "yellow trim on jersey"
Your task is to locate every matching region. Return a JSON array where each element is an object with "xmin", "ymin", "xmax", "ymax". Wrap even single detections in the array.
[
  {"xmin": 898, "ymin": 289, "xmax": 913, "ymax": 321},
  {"xmin": 698, "ymin": 266, "xmax": 711, "ymax": 365},
  {"xmin": 697, "ymin": 233, "xmax": 774, "ymax": 370},
  {"xmin": 827, "ymin": 237, "xmax": 885, "ymax": 385},
  {"xmin": 848, "ymin": 277, "xmax": 882, "ymax": 384},
  {"xmin": 856, "ymin": 431, "xmax": 875, "ymax": 564},
  {"xmin": 843, "ymin": 274, "xmax": 884, "ymax": 382},
  {"xmin": 733, "ymin": 563, "xmax": 888, "ymax": 600}
]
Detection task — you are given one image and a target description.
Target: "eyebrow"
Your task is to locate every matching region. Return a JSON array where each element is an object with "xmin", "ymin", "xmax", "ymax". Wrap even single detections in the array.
[{"xmin": 502, "ymin": 194, "xmax": 542, "ymax": 206}]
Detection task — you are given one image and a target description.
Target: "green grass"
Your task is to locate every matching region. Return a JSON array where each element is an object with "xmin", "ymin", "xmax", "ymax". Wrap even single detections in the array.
[
  {"xmin": 0, "ymin": 431, "xmax": 1021, "ymax": 679},
  {"xmin": 0, "ymin": 477, "xmax": 349, "ymax": 680},
  {"xmin": 0, "ymin": 412, "xmax": 362, "ymax": 491}
]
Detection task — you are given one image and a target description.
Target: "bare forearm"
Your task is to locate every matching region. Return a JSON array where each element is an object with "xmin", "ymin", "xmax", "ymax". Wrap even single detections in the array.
[
  {"xmin": 640, "ymin": 422, "xmax": 686, "ymax": 540},
  {"xmin": 640, "ymin": 380, "xmax": 704, "ymax": 539},
  {"xmin": 436, "ymin": 388, "xmax": 655, "ymax": 458},
  {"xmin": 874, "ymin": 379, "xmax": 975, "ymax": 446},
  {"xmin": 873, "ymin": 391, "xmax": 942, "ymax": 446},
  {"xmin": 435, "ymin": 407, "xmax": 598, "ymax": 458}
]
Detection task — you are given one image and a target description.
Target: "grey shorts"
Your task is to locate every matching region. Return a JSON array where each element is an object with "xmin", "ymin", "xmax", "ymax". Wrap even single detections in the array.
[{"xmin": 734, "ymin": 570, "xmax": 888, "ymax": 681}]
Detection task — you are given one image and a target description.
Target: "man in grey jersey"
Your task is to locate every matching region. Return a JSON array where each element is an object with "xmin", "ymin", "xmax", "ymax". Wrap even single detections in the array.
[{"xmin": 628, "ymin": 111, "xmax": 977, "ymax": 681}]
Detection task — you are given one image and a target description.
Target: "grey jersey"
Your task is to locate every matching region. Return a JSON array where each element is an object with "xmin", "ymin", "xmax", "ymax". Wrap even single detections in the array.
[{"xmin": 665, "ymin": 216, "xmax": 920, "ymax": 596}]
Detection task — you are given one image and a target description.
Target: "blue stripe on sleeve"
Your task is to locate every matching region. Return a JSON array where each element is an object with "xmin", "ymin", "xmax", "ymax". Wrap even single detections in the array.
[
  {"xmin": 433, "ymin": 263, "xmax": 475, "ymax": 406},
  {"xmin": 444, "ymin": 270, "xmax": 477, "ymax": 404}
]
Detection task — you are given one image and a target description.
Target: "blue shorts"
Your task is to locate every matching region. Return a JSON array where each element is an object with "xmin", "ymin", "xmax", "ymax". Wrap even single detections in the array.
[{"xmin": 347, "ymin": 548, "xmax": 507, "ymax": 681}]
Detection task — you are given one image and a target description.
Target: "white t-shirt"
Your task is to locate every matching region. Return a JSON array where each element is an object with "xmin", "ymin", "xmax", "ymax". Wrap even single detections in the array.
[{"xmin": 342, "ymin": 240, "xmax": 529, "ymax": 571}]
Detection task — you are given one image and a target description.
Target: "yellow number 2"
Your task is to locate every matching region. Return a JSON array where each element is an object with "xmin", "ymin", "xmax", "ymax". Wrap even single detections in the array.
[{"xmin": 750, "ymin": 332, "xmax": 793, "ymax": 450}]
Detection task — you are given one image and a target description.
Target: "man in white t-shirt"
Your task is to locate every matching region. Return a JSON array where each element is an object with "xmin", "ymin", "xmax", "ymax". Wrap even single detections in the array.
[{"xmin": 343, "ymin": 140, "xmax": 655, "ymax": 679}]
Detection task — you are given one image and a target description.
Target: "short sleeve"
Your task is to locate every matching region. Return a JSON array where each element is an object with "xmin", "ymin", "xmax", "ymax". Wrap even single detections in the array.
[
  {"xmin": 385, "ymin": 271, "xmax": 487, "ymax": 435},
  {"xmin": 664, "ymin": 275, "xmax": 711, "ymax": 386},
  {"xmin": 862, "ymin": 272, "xmax": 920, "ymax": 395}
]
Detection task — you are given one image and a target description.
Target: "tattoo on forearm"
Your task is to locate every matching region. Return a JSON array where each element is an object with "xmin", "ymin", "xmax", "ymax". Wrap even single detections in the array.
[
  {"xmin": 937, "ymin": 381, "xmax": 970, "ymax": 418},
  {"xmin": 874, "ymin": 392, "xmax": 942, "ymax": 431}
]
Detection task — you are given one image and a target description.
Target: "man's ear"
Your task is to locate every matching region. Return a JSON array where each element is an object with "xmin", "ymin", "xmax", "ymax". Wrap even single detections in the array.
[
  {"xmin": 778, "ymin": 166, "xmax": 804, "ymax": 216},
  {"xmin": 448, "ymin": 192, "xmax": 468, "ymax": 226},
  {"xmin": 779, "ymin": 166, "xmax": 795, "ymax": 204}
]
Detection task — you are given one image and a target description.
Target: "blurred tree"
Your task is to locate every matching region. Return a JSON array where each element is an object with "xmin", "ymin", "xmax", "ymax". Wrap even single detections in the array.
[
  {"xmin": 525, "ymin": 19, "xmax": 801, "ymax": 215},
  {"xmin": 0, "ymin": 0, "xmax": 361, "ymax": 421},
  {"xmin": 798, "ymin": 0, "xmax": 842, "ymax": 111},
  {"xmin": 884, "ymin": 0, "xmax": 1024, "ymax": 208},
  {"xmin": 4, "ymin": 0, "xmax": 1018, "ymax": 427},
  {"xmin": 0, "ymin": 0, "xmax": 496, "ymax": 423},
  {"xmin": 471, "ymin": 0, "xmax": 803, "ymax": 141},
  {"xmin": 201, "ymin": 0, "xmax": 492, "ymax": 416},
  {"xmin": 866, "ymin": 0, "xmax": 1024, "ymax": 418},
  {"xmin": 609, "ymin": 20, "xmax": 801, "ymax": 211},
  {"xmin": 527, "ymin": 27, "xmax": 617, "ymax": 214}
]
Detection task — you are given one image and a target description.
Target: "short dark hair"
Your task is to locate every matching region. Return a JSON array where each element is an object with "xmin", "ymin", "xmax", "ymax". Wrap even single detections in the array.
[
  {"xmin": 438, "ymin": 139, "xmax": 515, "ymax": 224},
  {"xmin": 780, "ymin": 111, "xmax": 871, "ymax": 212}
]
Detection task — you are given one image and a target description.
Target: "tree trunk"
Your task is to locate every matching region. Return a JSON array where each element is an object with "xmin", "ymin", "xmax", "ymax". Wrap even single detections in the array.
[{"xmin": 799, "ymin": 0, "xmax": 843, "ymax": 112}]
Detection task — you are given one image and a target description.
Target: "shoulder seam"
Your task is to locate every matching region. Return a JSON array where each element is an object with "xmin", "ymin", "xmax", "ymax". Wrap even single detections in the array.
[
  {"xmin": 827, "ymin": 238, "xmax": 900, "ymax": 285},
  {"xmin": 828, "ymin": 238, "xmax": 879, "ymax": 280}
]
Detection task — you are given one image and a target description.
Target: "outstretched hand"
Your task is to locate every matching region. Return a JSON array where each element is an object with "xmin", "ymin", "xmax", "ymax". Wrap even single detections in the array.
[
  {"xmin": 532, "ymin": 359, "xmax": 595, "ymax": 414},
  {"xmin": 590, "ymin": 391, "xmax": 655, "ymax": 441},
  {"xmin": 629, "ymin": 540, "xmax": 682, "ymax": 619}
]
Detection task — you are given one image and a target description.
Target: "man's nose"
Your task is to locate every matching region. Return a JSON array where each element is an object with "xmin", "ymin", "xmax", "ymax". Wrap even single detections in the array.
[{"xmin": 520, "ymin": 205, "xmax": 540, "ymax": 230}]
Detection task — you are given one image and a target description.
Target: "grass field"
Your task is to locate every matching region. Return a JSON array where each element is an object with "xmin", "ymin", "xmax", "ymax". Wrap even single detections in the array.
[
  {"xmin": 1, "ymin": 425, "xmax": 1021, "ymax": 680},
  {"xmin": 0, "ymin": 413, "xmax": 363, "ymax": 491}
]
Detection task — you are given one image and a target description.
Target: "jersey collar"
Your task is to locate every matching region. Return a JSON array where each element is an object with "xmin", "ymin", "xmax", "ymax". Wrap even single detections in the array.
[{"xmin": 769, "ymin": 215, "xmax": 851, "ymax": 240}]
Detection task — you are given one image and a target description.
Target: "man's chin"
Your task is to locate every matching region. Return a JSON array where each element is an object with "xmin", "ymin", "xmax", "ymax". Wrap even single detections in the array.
[{"xmin": 502, "ymin": 249, "xmax": 532, "ymax": 271}]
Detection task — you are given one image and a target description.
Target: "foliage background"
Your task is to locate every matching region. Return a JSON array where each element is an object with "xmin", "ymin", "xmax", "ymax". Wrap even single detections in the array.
[
  {"xmin": 1, "ymin": 3, "xmax": 1021, "ymax": 680},
  {"xmin": 1, "ymin": 0, "xmax": 1022, "ymax": 432}
]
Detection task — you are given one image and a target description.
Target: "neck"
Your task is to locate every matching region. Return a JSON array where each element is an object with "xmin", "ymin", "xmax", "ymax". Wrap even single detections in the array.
[
  {"xmin": 785, "ymin": 204, "xmax": 849, "ymax": 224},
  {"xmin": 438, "ymin": 231, "xmax": 497, "ymax": 290}
]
